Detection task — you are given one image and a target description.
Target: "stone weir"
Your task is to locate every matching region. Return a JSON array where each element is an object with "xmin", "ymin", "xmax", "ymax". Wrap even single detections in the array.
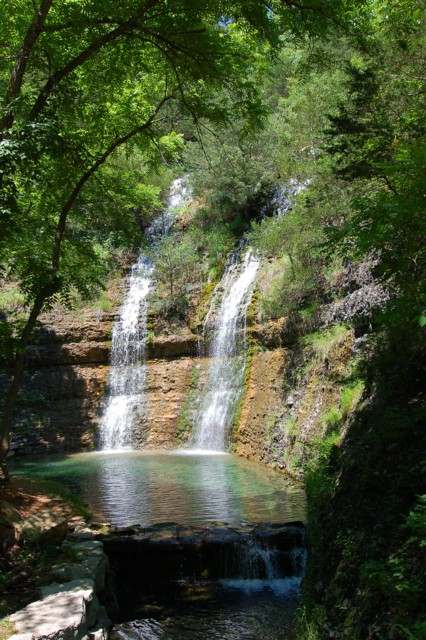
[{"xmin": 99, "ymin": 521, "xmax": 306, "ymax": 622}]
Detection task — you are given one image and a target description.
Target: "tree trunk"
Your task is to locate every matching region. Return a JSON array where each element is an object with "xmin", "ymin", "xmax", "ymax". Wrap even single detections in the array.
[
  {"xmin": 0, "ymin": 96, "xmax": 170, "ymax": 480},
  {"xmin": 0, "ymin": 293, "xmax": 47, "ymax": 481},
  {"xmin": 0, "ymin": 0, "xmax": 53, "ymax": 133}
]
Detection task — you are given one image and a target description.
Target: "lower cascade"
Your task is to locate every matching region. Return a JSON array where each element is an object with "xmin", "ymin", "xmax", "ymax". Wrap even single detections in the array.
[
  {"xmin": 191, "ymin": 246, "xmax": 260, "ymax": 452},
  {"xmin": 102, "ymin": 521, "xmax": 307, "ymax": 640}
]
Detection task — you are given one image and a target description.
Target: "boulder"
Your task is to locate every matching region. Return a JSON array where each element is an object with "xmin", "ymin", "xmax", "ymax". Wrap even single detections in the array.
[
  {"xmin": 74, "ymin": 541, "xmax": 109, "ymax": 593},
  {"xmin": 10, "ymin": 579, "xmax": 96, "ymax": 640},
  {"xmin": 51, "ymin": 541, "xmax": 109, "ymax": 592},
  {"xmin": 18, "ymin": 510, "xmax": 68, "ymax": 546},
  {"xmin": 0, "ymin": 500, "xmax": 22, "ymax": 546}
]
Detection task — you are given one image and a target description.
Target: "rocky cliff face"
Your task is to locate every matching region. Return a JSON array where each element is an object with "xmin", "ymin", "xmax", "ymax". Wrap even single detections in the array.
[
  {"xmin": 2, "ymin": 262, "xmax": 365, "ymax": 463},
  {"xmin": 237, "ymin": 326, "xmax": 357, "ymax": 476},
  {"xmin": 0, "ymin": 309, "xmax": 204, "ymax": 456},
  {"xmin": 0, "ymin": 310, "xmax": 113, "ymax": 455}
]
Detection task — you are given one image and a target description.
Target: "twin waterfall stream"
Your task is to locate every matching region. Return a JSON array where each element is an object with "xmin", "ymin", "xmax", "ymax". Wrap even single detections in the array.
[
  {"xmin": 94, "ymin": 179, "xmax": 306, "ymax": 639},
  {"xmin": 192, "ymin": 248, "xmax": 259, "ymax": 451},
  {"xmin": 100, "ymin": 179, "xmax": 259, "ymax": 454}
]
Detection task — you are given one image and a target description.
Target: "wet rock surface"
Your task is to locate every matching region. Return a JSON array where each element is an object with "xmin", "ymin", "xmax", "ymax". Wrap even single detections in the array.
[{"xmin": 100, "ymin": 521, "xmax": 306, "ymax": 584}]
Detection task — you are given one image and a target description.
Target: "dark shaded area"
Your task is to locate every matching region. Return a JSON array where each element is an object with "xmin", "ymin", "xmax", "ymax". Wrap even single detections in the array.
[
  {"xmin": 0, "ymin": 323, "xmax": 108, "ymax": 457},
  {"xmin": 100, "ymin": 522, "xmax": 306, "ymax": 625},
  {"xmin": 302, "ymin": 328, "xmax": 426, "ymax": 639}
]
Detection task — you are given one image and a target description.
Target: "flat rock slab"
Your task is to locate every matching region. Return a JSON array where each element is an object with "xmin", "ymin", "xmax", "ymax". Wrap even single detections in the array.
[
  {"xmin": 254, "ymin": 524, "xmax": 306, "ymax": 548},
  {"xmin": 19, "ymin": 510, "xmax": 68, "ymax": 546},
  {"xmin": 10, "ymin": 579, "xmax": 94, "ymax": 640},
  {"xmin": 102, "ymin": 521, "xmax": 306, "ymax": 549},
  {"xmin": 51, "ymin": 541, "xmax": 109, "ymax": 592}
]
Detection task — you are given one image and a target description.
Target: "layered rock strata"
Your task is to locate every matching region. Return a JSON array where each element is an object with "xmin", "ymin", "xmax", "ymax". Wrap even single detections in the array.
[
  {"xmin": 0, "ymin": 312, "xmax": 113, "ymax": 456},
  {"xmin": 0, "ymin": 311, "xmax": 202, "ymax": 456}
]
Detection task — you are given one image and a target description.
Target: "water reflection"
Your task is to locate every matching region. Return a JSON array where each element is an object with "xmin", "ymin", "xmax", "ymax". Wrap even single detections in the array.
[
  {"xmin": 10, "ymin": 451, "xmax": 306, "ymax": 527},
  {"xmin": 111, "ymin": 581, "xmax": 298, "ymax": 640}
]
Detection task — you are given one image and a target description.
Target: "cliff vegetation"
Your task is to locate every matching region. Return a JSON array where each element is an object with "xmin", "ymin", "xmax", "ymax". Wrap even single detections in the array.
[{"xmin": 1, "ymin": 2, "xmax": 425, "ymax": 639}]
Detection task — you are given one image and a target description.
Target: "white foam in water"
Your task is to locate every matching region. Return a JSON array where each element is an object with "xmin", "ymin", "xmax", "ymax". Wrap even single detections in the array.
[
  {"xmin": 177, "ymin": 448, "xmax": 230, "ymax": 456},
  {"xmin": 290, "ymin": 547, "xmax": 308, "ymax": 575},
  {"xmin": 220, "ymin": 576, "xmax": 302, "ymax": 597},
  {"xmin": 191, "ymin": 248, "xmax": 259, "ymax": 452}
]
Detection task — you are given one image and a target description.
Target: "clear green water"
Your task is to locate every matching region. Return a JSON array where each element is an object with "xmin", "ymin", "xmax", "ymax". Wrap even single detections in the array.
[
  {"xmin": 10, "ymin": 451, "xmax": 306, "ymax": 638},
  {"xmin": 10, "ymin": 450, "xmax": 305, "ymax": 527}
]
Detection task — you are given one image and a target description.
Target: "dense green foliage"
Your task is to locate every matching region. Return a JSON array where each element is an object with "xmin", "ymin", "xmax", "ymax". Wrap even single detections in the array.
[
  {"xmin": 173, "ymin": 3, "xmax": 426, "ymax": 638},
  {"xmin": 1, "ymin": 1, "xmax": 425, "ymax": 637}
]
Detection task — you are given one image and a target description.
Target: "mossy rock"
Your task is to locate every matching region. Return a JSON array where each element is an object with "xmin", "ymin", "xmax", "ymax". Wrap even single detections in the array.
[
  {"xmin": 18, "ymin": 510, "xmax": 68, "ymax": 546},
  {"xmin": 0, "ymin": 500, "xmax": 22, "ymax": 546}
]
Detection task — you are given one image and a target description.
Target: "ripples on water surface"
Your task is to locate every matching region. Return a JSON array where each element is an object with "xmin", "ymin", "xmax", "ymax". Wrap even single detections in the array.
[
  {"xmin": 111, "ymin": 579, "xmax": 300, "ymax": 640},
  {"xmin": 11, "ymin": 451, "xmax": 306, "ymax": 639},
  {"xmin": 10, "ymin": 450, "xmax": 306, "ymax": 527}
]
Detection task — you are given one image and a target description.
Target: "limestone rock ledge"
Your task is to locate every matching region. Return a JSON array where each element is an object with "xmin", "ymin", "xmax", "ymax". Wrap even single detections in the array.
[
  {"xmin": 0, "ymin": 310, "xmax": 114, "ymax": 457},
  {"xmin": 237, "ymin": 348, "xmax": 288, "ymax": 465},
  {"xmin": 237, "ymin": 326, "xmax": 356, "ymax": 475},
  {"xmin": 6, "ymin": 531, "xmax": 112, "ymax": 640},
  {"xmin": 0, "ymin": 304, "xmax": 203, "ymax": 456}
]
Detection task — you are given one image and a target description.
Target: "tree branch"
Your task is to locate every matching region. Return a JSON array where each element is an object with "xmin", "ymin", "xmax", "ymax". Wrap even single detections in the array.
[
  {"xmin": 0, "ymin": 91, "xmax": 172, "ymax": 476},
  {"xmin": 1, "ymin": 0, "xmax": 53, "ymax": 132},
  {"xmin": 27, "ymin": 0, "xmax": 160, "ymax": 122},
  {"xmin": 52, "ymin": 93, "xmax": 171, "ymax": 270}
]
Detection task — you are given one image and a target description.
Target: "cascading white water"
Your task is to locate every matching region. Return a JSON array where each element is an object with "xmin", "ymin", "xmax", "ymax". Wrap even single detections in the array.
[
  {"xmin": 191, "ymin": 247, "xmax": 259, "ymax": 452},
  {"xmin": 99, "ymin": 256, "xmax": 153, "ymax": 451},
  {"xmin": 100, "ymin": 178, "xmax": 189, "ymax": 451},
  {"xmin": 222, "ymin": 539, "xmax": 306, "ymax": 597},
  {"xmin": 266, "ymin": 178, "xmax": 307, "ymax": 217}
]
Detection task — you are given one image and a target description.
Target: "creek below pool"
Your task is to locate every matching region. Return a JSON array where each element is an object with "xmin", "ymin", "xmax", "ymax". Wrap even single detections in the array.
[{"xmin": 110, "ymin": 580, "xmax": 300, "ymax": 640}]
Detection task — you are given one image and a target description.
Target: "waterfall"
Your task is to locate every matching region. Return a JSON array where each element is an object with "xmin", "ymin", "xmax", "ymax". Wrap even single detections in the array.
[
  {"xmin": 261, "ymin": 179, "xmax": 307, "ymax": 218},
  {"xmin": 100, "ymin": 178, "xmax": 188, "ymax": 451},
  {"xmin": 191, "ymin": 246, "xmax": 259, "ymax": 452},
  {"xmin": 99, "ymin": 255, "xmax": 153, "ymax": 451},
  {"xmin": 221, "ymin": 539, "xmax": 306, "ymax": 597}
]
